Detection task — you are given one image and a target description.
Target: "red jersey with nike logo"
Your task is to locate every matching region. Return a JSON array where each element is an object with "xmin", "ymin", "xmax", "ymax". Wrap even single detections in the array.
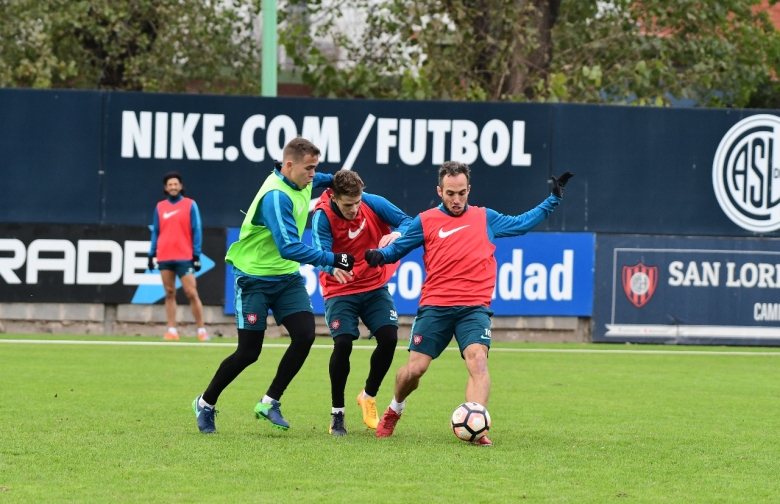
[
  {"xmin": 315, "ymin": 189, "xmax": 399, "ymax": 299},
  {"xmin": 156, "ymin": 198, "xmax": 194, "ymax": 261},
  {"xmin": 419, "ymin": 206, "xmax": 496, "ymax": 307}
]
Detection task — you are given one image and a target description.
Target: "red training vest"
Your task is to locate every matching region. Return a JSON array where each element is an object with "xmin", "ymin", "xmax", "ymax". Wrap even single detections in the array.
[
  {"xmin": 315, "ymin": 190, "xmax": 399, "ymax": 299},
  {"xmin": 156, "ymin": 197, "xmax": 194, "ymax": 261},
  {"xmin": 418, "ymin": 206, "xmax": 496, "ymax": 307}
]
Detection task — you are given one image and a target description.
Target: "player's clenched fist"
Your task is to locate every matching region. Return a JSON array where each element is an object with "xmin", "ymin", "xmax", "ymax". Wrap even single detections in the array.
[
  {"xmin": 333, "ymin": 252, "xmax": 355, "ymax": 272},
  {"xmin": 364, "ymin": 249, "xmax": 385, "ymax": 268}
]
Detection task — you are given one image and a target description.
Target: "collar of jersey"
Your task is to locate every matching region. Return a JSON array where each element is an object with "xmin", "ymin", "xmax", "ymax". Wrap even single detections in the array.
[{"xmin": 273, "ymin": 168, "xmax": 304, "ymax": 191}]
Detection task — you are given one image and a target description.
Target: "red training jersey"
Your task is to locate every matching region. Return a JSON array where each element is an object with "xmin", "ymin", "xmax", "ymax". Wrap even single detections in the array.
[
  {"xmin": 156, "ymin": 197, "xmax": 194, "ymax": 261},
  {"xmin": 315, "ymin": 189, "xmax": 399, "ymax": 299},
  {"xmin": 418, "ymin": 206, "xmax": 496, "ymax": 307}
]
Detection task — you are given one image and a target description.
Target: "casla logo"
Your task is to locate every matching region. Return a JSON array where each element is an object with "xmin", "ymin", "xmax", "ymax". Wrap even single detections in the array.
[{"xmin": 712, "ymin": 114, "xmax": 780, "ymax": 233}]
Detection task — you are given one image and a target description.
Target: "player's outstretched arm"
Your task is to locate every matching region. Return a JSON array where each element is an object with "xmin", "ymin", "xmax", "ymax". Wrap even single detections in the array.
[
  {"xmin": 488, "ymin": 171, "xmax": 573, "ymax": 239},
  {"xmin": 365, "ymin": 215, "xmax": 424, "ymax": 267}
]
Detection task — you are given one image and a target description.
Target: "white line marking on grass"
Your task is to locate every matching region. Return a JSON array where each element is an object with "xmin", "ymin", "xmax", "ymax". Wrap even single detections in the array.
[{"xmin": 2, "ymin": 339, "xmax": 780, "ymax": 356}]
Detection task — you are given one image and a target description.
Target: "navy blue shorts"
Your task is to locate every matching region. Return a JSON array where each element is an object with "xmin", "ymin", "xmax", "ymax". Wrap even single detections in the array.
[
  {"xmin": 158, "ymin": 260, "xmax": 194, "ymax": 278},
  {"xmin": 408, "ymin": 305, "xmax": 493, "ymax": 359},
  {"xmin": 233, "ymin": 273, "xmax": 313, "ymax": 331},
  {"xmin": 324, "ymin": 287, "xmax": 398, "ymax": 338}
]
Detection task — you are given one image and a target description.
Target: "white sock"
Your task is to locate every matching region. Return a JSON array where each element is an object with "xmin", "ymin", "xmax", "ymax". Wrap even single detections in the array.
[
  {"xmin": 262, "ymin": 395, "xmax": 276, "ymax": 404},
  {"xmin": 167, "ymin": 327, "xmax": 178, "ymax": 335},
  {"xmin": 390, "ymin": 397, "xmax": 405, "ymax": 414},
  {"xmin": 198, "ymin": 327, "xmax": 207, "ymax": 335},
  {"xmin": 362, "ymin": 390, "xmax": 374, "ymax": 399},
  {"xmin": 198, "ymin": 397, "xmax": 214, "ymax": 409},
  {"xmin": 331, "ymin": 407, "xmax": 345, "ymax": 414}
]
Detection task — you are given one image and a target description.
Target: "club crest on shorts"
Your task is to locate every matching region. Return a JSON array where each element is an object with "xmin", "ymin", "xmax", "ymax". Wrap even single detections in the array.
[
  {"xmin": 330, "ymin": 319, "xmax": 340, "ymax": 330},
  {"xmin": 622, "ymin": 263, "xmax": 658, "ymax": 308},
  {"xmin": 413, "ymin": 334, "xmax": 423, "ymax": 345},
  {"xmin": 247, "ymin": 313, "xmax": 258, "ymax": 325}
]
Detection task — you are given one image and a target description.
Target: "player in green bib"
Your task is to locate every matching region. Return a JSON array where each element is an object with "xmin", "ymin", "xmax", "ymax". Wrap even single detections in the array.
[{"xmin": 192, "ymin": 138, "xmax": 356, "ymax": 434}]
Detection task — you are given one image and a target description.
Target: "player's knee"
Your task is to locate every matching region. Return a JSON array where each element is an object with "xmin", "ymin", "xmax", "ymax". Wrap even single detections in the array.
[
  {"xmin": 465, "ymin": 349, "xmax": 489, "ymax": 375},
  {"xmin": 290, "ymin": 330, "xmax": 316, "ymax": 348},
  {"xmin": 234, "ymin": 347, "xmax": 261, "ymax": 367},
  {"xmin": 333, "ymin": 335, "xmax": 353, "ymax": 355},
  {"xmin": 373, "ymin": 326, "xmax": 398, "ymax": 349},
  {"xmin": 183, "ymin": 287, "xmax": 199, "ymax": 300},
  {"xmin": 164, "ymin": 285, "xmax": 176, "ymax": 297}
]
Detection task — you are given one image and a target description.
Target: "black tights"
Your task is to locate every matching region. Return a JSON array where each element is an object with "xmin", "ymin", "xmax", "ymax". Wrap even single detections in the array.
[
  {"xmin": 202, "ymin": 311, "xmax": 316, "ymax": 405},
  {"xmin": 329, "ymin": 325, "xmax": 398, "ymax": 408}
]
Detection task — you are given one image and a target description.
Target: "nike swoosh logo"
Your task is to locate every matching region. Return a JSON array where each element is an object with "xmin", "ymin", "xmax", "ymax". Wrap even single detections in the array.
[
  {"xmin": 162, "ymin": 210, "xmax": 180, "ymax": 219},
  {"xmin": 348, "ymin": 219, "xmax": 367, "ymax": 239},
  {"xmin": 438, "ymin": 225, "xmax": 470, "ymax": 238}
]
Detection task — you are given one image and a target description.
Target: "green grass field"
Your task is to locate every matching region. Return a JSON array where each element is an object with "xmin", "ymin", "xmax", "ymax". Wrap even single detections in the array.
[{"xmin": 2, "ymin": 334, "xmax": 780, "ymax": 503}]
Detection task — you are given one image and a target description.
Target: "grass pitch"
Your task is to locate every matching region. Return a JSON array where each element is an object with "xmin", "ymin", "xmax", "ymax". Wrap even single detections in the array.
[{"xmin": 2, "ymin": 335, "xmax": 780, "ymax": 503}]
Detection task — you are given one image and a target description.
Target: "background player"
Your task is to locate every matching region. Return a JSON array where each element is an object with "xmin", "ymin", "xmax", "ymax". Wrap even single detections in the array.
[{"xmin": 148, "ymin": 171, "xmax": 208, "ymax": 341}]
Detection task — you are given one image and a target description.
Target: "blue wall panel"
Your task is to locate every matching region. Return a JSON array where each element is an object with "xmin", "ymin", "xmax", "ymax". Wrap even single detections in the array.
[{"xmin": 0, "ymin": 89, "xmax": 102, "ymax": 223}]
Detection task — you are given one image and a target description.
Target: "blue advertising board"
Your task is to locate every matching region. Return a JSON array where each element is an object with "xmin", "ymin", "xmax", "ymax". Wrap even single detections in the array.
[
  {"xmin": 5, "ymin": 87, "xmax": 780, "ymax": 240},
  {"xmin": 224, "ymin": 229, "xmax": 594, "ymax": 317},
  {"xmin": 593, "ymin": 234, "xmax": 780, "ymax": 345}
]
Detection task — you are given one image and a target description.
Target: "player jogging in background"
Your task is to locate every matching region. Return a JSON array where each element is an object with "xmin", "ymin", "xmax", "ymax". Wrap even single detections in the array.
[
  {"xmin": 148, "ymin": 171, "xmax": 208, "ymax": 342},
  {"xmin": 192, "ymin": 137, "xmax": 356, "ymax": 434},
  {"xmin": 365, "ymin": 161, "xmax": 573, "ymax": 447},
  {"xmin": 312, "ymin": 170, "xmax": 412, "ymax": 436}
]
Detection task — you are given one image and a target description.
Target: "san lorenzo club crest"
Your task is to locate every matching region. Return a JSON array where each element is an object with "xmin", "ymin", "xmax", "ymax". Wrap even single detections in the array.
[{"xmin": 622, "ymin": 263, "xmax": 658, "ymax": 308}]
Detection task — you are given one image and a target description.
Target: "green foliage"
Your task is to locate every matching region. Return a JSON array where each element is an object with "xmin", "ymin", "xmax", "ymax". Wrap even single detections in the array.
[
  {"xmin": 280, "ymin": 0, "xmax": 780, "ymax": 107},
  {"xmin": 551, "ymin": 0, "xmax": 780, "ymax": 107},
  {"xmin": 0, "ymin": 0, "xmax": 263, "ymax": 93},
  {"xmin": 4, "ymin": 335, "xmax": 780, "ymax": 502}
]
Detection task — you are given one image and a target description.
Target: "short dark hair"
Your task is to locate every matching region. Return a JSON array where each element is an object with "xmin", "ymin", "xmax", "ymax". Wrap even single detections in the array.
[
  {"xmin": 283, "ymin": 137, "xmax": 321, "ymax": 163},
  {"xmin": 438, "ymin": 161, "xmax": 470, "ymax": 186},
  {"xmin": 162, "ymin": 171, "xmax": 186, "ymax": 196},
  {"xmin": 332, "ymin": 170, "xmax": 365, "ymax": 198},
  {"xmin": 163, "ymin": 171, "xmax": 182, "ymax": 184}
]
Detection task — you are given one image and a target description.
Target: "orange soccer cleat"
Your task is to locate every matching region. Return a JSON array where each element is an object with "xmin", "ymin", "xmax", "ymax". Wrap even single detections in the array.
[{"xmin": 163, "ymin": 331, "xmax": 180, "ymax": 341}]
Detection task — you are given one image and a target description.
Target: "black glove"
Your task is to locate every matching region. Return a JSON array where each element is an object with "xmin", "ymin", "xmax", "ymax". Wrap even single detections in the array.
[
  {"xmin": 148, "ymin": 256, "xmax": 155, "ymax": 271},
  {"xmin": 333, "ymin": 252, "xmax": 355, "ymax": 272},
  {"xmin": 364, "ymin": 249, "xmax": 385, "ymax": 268},
  {"xmin": 192, "ymin": 255, "xmax": 202, "ymax": 272},
  {"xmin": 550, "ymin": 171, "xmax": 574, "ymax": 198}
]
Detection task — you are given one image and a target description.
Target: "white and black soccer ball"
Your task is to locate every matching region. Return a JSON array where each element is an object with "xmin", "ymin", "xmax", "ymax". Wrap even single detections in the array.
[{"xmin": 450, "ymin": 402, "xmax": 491, "ymax": 442}]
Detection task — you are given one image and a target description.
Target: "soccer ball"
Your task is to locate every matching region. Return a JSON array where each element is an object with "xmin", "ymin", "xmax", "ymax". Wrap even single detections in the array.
[{"xmin": 450, "ymin": 402, "xmax": 491, "ymax": 442}]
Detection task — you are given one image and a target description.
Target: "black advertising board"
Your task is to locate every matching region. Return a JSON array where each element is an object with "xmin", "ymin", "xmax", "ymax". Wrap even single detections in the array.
[{"xmin": 0, "ymin": 223, "xmax": 225, "ymax": 305}]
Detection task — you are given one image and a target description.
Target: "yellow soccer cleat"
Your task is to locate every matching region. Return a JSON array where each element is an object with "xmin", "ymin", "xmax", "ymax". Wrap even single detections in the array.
[{"xmin": 356, "ymin": 389, "xmax": 379, "ymax": 429}]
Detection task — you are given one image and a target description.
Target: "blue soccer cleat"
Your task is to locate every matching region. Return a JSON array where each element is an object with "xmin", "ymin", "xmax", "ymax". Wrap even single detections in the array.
[
  {"xmin": 192, "ymin": 395, "xmax": 217, "ymax": 434},
  {"xmin": 254, "ymin": 399, "xmax": 290, "ymax": 430}
]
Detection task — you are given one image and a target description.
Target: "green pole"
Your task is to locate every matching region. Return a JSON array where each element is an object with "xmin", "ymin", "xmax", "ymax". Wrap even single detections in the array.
[{"xmin": 261, "ymin": 0, "xmax": 277, "ymax": 97}]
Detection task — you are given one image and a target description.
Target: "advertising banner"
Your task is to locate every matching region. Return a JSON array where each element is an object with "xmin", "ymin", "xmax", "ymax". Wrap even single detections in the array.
[
  {"xmin": 224, "ymin": 229, "xmax": 594, "ymax": 317},
  {"xmin": 0, "ymin": 223, "xmax": 225, "ymax": 305},
  {"xmin": 593, "ymin": 234, "xmax": 780, "ymax": 345}
]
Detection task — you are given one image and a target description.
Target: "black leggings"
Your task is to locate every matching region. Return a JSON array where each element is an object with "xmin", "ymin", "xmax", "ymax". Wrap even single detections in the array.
[
  {"xmin": 329, "ymin": 325, "xmax": 398, "ymax": 408},
  {"xmin": 202, "ymin": 311, "xmax": 316, "ymax": 405}
]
